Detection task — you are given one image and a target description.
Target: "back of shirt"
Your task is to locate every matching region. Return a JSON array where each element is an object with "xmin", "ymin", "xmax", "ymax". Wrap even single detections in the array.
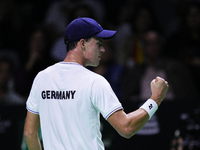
[{"xmin": 26, "ymin": 62, "xmax": 122, "ymax": 150}]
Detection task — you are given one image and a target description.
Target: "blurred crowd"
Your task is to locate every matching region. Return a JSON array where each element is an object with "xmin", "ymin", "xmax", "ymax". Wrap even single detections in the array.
[{"xmin": 0, "ymin": 0, "xmax": 200, "ymax": 149}]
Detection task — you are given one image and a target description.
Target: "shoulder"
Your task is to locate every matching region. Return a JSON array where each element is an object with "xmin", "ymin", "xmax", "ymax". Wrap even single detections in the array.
[
  {"xmin": 30, "ymin": 63, "xmax": 57, "ymax": 86},
  {"xmin": 82, "ymin": 67, "xmax": 110, "ymax": 88},
  {"xmin": 83, "ymin": 66, "xmax": 106, "ymax": 79},
  {"xmin": 36, "ymin": 63, "xmax": 58, "ymax": 77}
]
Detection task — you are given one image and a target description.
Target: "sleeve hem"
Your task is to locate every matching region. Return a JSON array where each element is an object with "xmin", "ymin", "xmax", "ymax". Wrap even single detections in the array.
[
  {"xmin": 26, "ymin": 106, "xmax": 39, "ymax": 114},
  {"xmin": 104, "ymin": 106, "xmax": 123, "ymax": 120}
]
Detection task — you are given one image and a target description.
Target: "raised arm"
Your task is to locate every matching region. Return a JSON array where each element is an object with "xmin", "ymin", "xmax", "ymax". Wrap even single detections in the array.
[{"xmin": 107, "ymin": 76, "xmax": 169, "ymax": 139}]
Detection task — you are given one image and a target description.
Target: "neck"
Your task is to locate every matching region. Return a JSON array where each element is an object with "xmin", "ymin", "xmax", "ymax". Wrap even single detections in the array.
[{"xmin": 63, "ymin": 48, "xmax": 85, "ymax": 66}]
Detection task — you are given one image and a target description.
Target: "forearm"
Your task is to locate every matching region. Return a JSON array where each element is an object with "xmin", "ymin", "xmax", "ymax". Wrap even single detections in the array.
[
  {"xmin": 124, "ymin": 98, "xmax": 159, "ymax": 138},
  {"xmin": 125, "ymin": 108, "xmax": 149, "ymax": 137},
  {"xmin": 24, "ymin": 134, "xmax": 42, "ymax": 150},
  {"xmin": 109, "ymin": 77, "xmax": 169, "ymax": 139},
  {"xmin": 125, "ymin": 76, "xmax": 168, "ymax": 136}
]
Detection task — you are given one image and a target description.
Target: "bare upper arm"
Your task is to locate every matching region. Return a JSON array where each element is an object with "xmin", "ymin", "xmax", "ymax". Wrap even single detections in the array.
[
  {"xmin": 24, "ymin": 111, "xmax": 40, "ymax": 136},
  {"xmin": 107, "ymin": 108, "xmax": 149, "ymax": 138},
  {"xmin": 107, "ymin": 109, "xmax": 130, "ymax": 138}
]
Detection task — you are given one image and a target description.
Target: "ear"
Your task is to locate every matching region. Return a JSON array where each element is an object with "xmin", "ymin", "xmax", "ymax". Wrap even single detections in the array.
[{"xmin": 80, "ymin": 39, "xmax": 86, "ymax": 50}]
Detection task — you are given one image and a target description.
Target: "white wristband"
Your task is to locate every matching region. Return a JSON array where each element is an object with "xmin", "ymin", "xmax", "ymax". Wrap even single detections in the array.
[{"xmin": 140, "ymin": 99, "xmax": 158, "ymax": 120}]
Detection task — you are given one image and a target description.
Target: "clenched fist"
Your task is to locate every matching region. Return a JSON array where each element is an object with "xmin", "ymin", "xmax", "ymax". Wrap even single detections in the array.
[{"xmin": 150, "ymin": 76, "xmax": 169, "ymax": 106}]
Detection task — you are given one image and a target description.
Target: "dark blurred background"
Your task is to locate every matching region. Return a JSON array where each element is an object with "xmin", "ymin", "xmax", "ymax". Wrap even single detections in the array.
[{"xmin": 0, "ymin": 0, "xmax": 200, "ymax": 149}]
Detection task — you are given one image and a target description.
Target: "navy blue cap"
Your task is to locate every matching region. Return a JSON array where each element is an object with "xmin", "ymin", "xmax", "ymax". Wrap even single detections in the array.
[{"xmin": 65, "ymin": 17, "xmax": 116, "ymax": 43}]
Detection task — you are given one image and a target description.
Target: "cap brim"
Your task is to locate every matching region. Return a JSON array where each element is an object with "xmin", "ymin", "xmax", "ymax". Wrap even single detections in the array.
[{"xmin": 94, "ymin": 30, "xmax": 116, "ymax": 39}]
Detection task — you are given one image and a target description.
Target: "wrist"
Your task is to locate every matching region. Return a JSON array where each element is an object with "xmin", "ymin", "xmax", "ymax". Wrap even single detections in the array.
[
  {"xmin": 140, "ymin": 99, "xmax": 158, "ymax": 120},
  {"xmin": 150, "ymin": 96, "xmax": 162, "ymax": 106}
]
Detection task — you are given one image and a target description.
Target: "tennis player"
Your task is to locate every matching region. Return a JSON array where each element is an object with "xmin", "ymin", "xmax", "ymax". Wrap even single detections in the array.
[{"xmin": 23, "ymin": 17, "xmax": 169, "ymax": 150}]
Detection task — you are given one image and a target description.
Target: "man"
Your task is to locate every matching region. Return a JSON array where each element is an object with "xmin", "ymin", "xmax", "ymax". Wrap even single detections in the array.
[{"xmin": 23, "ymin": 17, "xmax": 168, "ymax": 150}]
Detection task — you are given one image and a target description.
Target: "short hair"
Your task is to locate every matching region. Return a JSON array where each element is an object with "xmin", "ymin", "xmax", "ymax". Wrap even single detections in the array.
[{"xmin": 64, "ymin": 36, "xmax": 91, "ymax": 52}]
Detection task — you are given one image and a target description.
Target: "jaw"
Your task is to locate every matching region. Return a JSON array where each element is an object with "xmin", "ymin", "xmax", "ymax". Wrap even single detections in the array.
[
  {"xmin": 83, "ymin": 55, "xmax": 101, "ymax": 67},
  {"xmin": 85, "ymin": 60, "xmax": 100, "ymax": 67}
]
